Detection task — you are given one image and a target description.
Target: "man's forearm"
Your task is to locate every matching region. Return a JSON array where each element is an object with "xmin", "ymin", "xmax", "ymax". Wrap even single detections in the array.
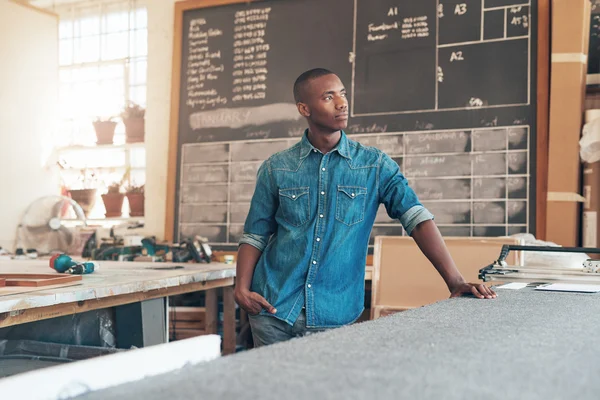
[
  {"xmin": 235, "ymin": 243, "xmax": 263, "ymax": 293},
  {"xmin": 410, "ymin": 220, "xmax": 466, "ymax": 291}
]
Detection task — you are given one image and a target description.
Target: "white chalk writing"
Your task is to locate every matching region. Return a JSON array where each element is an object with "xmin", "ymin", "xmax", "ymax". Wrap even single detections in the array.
[
  {"xmin": 186, "ymin": 18, "xmax": 227, "ymax": 110},
  {"xmin": 232, "ymin": 7, "xmax": 271, "ymax": 103}
]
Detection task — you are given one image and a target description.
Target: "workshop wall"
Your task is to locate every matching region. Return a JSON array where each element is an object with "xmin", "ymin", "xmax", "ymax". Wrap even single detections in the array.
[
  {"xmin": 143, "ymin": 0, "xmax": 178, "ymax": 240},
  {"xmin": 0, "ymin": 1, "xmax": 59, "ymax": 250}
]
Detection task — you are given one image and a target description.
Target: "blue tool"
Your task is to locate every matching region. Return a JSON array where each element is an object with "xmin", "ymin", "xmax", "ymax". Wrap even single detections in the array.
[{"xmin": 49, "ymin": 254, "xmax": 98, "ymax": 275}]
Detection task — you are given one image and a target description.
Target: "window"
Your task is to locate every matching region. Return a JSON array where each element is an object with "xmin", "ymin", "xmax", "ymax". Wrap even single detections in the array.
[
  {"xmin": 48, "ymin": 0, "xmax": 147, "ymax": 221},
  {"xmin": 55, "ymin": 0, "xmax": 147, "ymax": 146}
]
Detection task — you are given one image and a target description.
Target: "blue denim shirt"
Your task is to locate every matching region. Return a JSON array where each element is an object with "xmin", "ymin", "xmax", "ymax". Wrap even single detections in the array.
[{"xmin": 239, "ymin": 130, "xmax": 434, "ymax": 328}]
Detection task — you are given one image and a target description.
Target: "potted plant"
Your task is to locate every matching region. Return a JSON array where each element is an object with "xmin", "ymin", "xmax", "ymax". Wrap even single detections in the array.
[
  {"xmin": 101, "ymin": 182, "xmax": 125, "ymax": 218},
  {"xmin": 67, "ymin": 169, "xmax": 98, "ymax": 217},
  {"xmin": 92, "ymin": 116, "xmax": 117, "ymax": 145},
  {"xmin": 120, "ymin": 102, "xmax": 145, "ymax": 143},
  {"xmin": 126, "ymin": 184, "xmax": 145, "ymax": 217}
]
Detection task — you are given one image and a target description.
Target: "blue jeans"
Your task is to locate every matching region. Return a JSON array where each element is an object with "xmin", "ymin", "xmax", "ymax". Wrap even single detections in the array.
[{"xmin": 249, "ymin": 309, "xmax": 328, "ymax": 347}]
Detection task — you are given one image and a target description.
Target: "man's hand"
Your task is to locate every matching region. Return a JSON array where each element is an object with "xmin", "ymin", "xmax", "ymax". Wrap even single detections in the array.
[
  {"xmin": 449, "ymin": 282, "xmax": 497, "ymax": 299},
  {"xmin": 410, "ymin": 221, "xmax": 497, "ymax": 301},
  {"xmin": 234, "ymin": 288, "xmax": 277, "ymax": 315}
]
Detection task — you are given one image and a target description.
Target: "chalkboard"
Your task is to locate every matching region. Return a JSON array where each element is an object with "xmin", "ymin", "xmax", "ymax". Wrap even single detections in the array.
[
  {"xmin": 589, "ymin": 0, "xmax": 600, "ymax": 78},
  {"xmin": 167, "ymin": 0, "xmax": 542, "ymax": 250}
]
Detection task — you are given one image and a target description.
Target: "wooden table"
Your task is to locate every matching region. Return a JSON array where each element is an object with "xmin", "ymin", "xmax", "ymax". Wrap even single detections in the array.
[{"xmin": 0, "ymin": 260, "xmax": 237, "ymax": 354}]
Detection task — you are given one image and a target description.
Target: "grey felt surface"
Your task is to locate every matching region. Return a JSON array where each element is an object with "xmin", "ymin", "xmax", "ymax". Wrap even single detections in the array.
[{"xmin": 76, "ymin": 289, "xmax": 600, "ymax": 399}]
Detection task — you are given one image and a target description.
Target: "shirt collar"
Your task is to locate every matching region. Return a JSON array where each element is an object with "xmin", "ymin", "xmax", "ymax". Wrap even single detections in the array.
[{"xmin": 299, "ymin": 129, "xmax": 352, "ymax": 160}]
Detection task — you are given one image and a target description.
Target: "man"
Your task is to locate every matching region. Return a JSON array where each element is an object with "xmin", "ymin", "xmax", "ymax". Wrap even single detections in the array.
[{"xmin": 235, "ymin": 68, "xmax": 496, "ymax": 347}]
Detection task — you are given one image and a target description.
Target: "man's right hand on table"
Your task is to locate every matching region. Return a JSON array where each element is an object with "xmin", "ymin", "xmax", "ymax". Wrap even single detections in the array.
[{"xmin": 234, "ymin": 289, "xmax": 277, "ymax": 315}]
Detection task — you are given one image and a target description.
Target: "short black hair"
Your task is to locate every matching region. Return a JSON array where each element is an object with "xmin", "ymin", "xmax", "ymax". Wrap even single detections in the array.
[{"xmin": 293, "ymin": 68, "xmax": 334, "ymax": 103}]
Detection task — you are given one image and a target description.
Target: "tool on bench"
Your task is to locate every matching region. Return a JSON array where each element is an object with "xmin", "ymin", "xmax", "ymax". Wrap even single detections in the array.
[
  {"xmin": 141, "ymin": 237, "xmax": 172, "ymax": 259},
  {"xmin": 49, "ymin": 254, "xmax": 98, "ymax": 275},
  {"xmin": 479, "ymin": 245, "xmax": 600, "ymax": 284},
  {"xmin": 141, "ymin": 235, "xmax": 212, "ymax": 263},
  {"xmin": 172, "ymin": 236, "xmax": 213, "ymax": 263}
]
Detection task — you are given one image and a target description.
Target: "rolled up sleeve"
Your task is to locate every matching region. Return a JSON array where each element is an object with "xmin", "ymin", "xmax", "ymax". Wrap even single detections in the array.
[
  {"xmin": 238, "ymin": 160, "xmax": 278, "ymax": 252},
  {"xmin": 238, "ymin": 232, "xmax": 271, "ymax": 252},
  {"xmin": 378, "ymin": 153, "xmax": 434, "ymax": 235},
  {"xmin": 400, "ymin": 205, "xmax": 434, "ymax": 236}
]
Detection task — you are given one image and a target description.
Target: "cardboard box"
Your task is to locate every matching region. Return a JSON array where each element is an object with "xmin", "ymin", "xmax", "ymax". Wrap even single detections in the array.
[
  {"xmin": 581, "ymin": 108, "xmax": 600, "ymax": 254},
  {"xmin": 546, "ymin": 0, "xmax": 591, "ymax": 246},
  {"xmin": 371, "ymin": 236, "xmax": 523, "ymax": 319},
  {"xmin": 583, "ymin": 162, "xmax": 600, "ymax": 253}
]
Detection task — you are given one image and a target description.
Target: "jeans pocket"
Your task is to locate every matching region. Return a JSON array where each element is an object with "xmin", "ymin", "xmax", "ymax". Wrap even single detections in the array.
[
  {"xmin": 279, "ymin": 187, "xmax": 310, "ymax": 226},
  {"xmin": 336, "ymin": 185, "xmax": 367, "ymax": 226},
  {"xmin": 248, "ymin": 314, "xmax": 292, "ymax": 347}
]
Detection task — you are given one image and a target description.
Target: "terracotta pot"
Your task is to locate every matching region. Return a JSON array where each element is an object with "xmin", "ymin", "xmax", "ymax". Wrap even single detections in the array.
[
  {"xmin": 93, "ymin": 121, "xmax": 117, "ymax": 145},
  {"xmin": 127, "ymin": 192, "xmax": 145, "ymax": 216},
  {"xmin": 68, "ymin": 189, "xmax": 97, "ymax": 217},
  {"xmin": 101, "ymin": 192, "xmax": 125, "ymax": 218},
  {"xmin": 123, "ymin": 117, "xmax": 145, "ymax": 143}
]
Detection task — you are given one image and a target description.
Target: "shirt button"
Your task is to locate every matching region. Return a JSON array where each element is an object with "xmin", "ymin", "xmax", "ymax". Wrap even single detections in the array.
[
  {"xmin": 313, "ymin": 149, "xmax": 317, "ymax": 152},
  {"xmin": 319, "ymin": 214, "xmax": 324, "ymax": 218},
  {"xmin": 307, "ymin": 284, "xmax": 312, "ymax": 288},
  {"xmin": 351, "ymin": 193, "xmax": 355, "ymax": 197},
  {"xmin": 316, "ymin": 238, "xmax": 320, "ymax": 242},
  {"xmin": 292, "ymin": 195, "xmax": 296, "ymax": 199},
  {"xmin": 321, "ymin": 191, "xmax": 325, "ymax": 195},
  {"xmin": 322, "ymin": 168, "xmax": 326, "ymax": 171},
  {"xmin": 312, "ymin": 260, "xmax": 317, "ymax": 265}
]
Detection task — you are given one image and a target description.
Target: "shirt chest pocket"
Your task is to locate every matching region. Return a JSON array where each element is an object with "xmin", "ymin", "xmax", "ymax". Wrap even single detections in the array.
[
  {"xmin": 336, "ymin": 185, "xmax": 367, "ymax": 226},
  {"xmin": 279, "ymin": 187, "xmax": 310, "ymax": 227}
]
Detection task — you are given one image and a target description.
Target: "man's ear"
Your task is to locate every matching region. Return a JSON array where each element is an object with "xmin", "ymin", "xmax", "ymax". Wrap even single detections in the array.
[{"xmin": 296, "ymin": 102, "xmax": 310, "ymax": 117}]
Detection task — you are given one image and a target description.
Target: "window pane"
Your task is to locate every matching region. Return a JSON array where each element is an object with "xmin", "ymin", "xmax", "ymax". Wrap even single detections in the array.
[
  {"xmin": 99, "ymin": 64, "xmax": 125, "ymax": 80},
  {"xmin": 130, "ymin": 8, "xmax": 147, "ymax": 29},
  {"xmin": 77, "ymin": 15, "xmax": 100, "ymax": 36},
  {"xmin": 99, "ymin": 79, "xmax": 126, "ymax": 117},
  {"xmin": 74, "ymin": 81, "xmax": 100, "ymax": 113},
  {"xmin": 74, "ymin": 36, "xmax": 100, "ymax": 63},
  {"xmin": 129, "ymin": 169, "xmax": 146, "ymax": 188},
  {"xmin": 102, "ymin": 32, "xmax": 128, "ymax": 60},
  {"xmin": 130, "ymin": 29, "xmax": 147, "ymax": 57},
  {"xmin": 60, "ymin": 148, "xmax": 127, "ymax": 168},
  {"xmin": 72, "ymin": 66, "xmax": 99, "ymax": 83},
  {"xmin": 130, "ymin": 58, "xmax": 147, "ymax": 85},
  {"xmin": 59, "ymin": 39, "xmax": 73, "ymax": 66},
  {"xmin": 105, "ymin": 9, "xmax": 128, "ymax": 33},
  {"xmin": 59, "ymin": 20, "xmax": 73, "ymax": 39},
  {"xmin": 56, "ymin": 120, "xmax": 75, "ymax": 147},
  {"xmin": 129, "ymin": 86, "xmax": 146, "ymax": 107},
  {"xmin": 71, "ymin": 118, "xmax": 95, "ymax": 145},
  {"xmin": 130, "ymin": 148, "xmax": 146, "ymax": 168}
]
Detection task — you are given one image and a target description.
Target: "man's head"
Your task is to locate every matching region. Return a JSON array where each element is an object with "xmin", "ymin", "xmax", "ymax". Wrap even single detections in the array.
[{"xmin": 293, "ymin": 68, "xmax": 348, "ymax": 133}]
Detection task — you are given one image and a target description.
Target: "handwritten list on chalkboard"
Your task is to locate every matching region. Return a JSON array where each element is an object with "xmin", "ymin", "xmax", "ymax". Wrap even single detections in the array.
[{"xmin": 172, "ymin": 0, "xmax": 537, "ymax": 249}]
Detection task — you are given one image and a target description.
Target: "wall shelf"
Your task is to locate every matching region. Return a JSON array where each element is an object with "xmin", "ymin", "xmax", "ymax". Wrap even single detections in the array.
[{"xmin": 56, "ymin": 142, "xmax": 145, "ymax": 152}]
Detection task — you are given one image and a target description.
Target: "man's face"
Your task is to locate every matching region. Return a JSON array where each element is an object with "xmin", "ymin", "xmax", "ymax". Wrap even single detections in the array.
[{"xmin": 300, "ymin": 74, "xmax": 349, "ymax": 132}]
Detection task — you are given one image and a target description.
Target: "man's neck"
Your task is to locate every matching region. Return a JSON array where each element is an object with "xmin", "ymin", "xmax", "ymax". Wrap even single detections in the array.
[{"xmin": 306, "ymin": 127, "xmax": 342, "ymax": 154}]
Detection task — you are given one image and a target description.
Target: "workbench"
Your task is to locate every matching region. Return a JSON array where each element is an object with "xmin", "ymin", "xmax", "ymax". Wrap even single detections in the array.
[
  {"xmin": 73, "ymin": 288, "xmax": 600, "ymax": 399},
  {"xmin": 0, "ymin": 260, "xmax": 237, "ymax": 354}
]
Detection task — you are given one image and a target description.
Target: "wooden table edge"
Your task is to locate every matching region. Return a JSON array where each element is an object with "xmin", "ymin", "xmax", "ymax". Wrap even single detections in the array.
[{"xmin": 0, "ymin": 277, "xmax": 235, "ymax": 328}]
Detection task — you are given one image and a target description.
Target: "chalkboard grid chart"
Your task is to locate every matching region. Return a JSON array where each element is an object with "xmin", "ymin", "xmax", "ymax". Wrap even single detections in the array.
[
  {"xmin": 178, "ymin": 126, "xmax": 529, "ymax": 248},
  {"xmin": 352, "ymin": 0, "xmax": 531, "ymax": 114},
  {"xmin": 166, "ymin": 0, "xmax": 544, "ymax": 250}
]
